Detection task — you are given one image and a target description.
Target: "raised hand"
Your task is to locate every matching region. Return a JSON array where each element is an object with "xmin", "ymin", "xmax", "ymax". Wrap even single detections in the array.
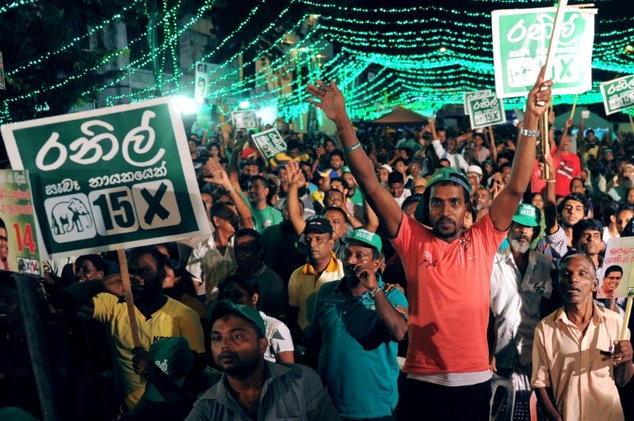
[
  {"xmin": 306, "ymin": 80, "xmax": 347, "ymax": 123},
  {"xmin": 286, "ymin": 161, "xmax": 303, "ymax": 187},
  {"xmin": 525, "ymin": 66, "xmax": 554, "ymax": 118}
]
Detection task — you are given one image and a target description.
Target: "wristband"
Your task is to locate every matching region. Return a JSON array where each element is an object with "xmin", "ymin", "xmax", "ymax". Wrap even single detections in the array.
[
  {"xmin": 343, "ymin": 142, "xmax": 362, "ymax": 153},
  {"xmin": 226, "ymin": 186, "xmax": 235, "ymax": 193},
  {"xmin": 520, "ymin": 128, "xmax": 540, "ymax": 137},
  {"xmin": 547, "ymin": 180, "xmax": 556, "ymax": 183}
]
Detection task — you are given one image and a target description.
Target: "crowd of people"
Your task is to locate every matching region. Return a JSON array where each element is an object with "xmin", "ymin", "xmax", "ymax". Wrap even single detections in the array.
[{"xmin": 2, "ymin": 70, "xmax": 634, "ymax": 421}]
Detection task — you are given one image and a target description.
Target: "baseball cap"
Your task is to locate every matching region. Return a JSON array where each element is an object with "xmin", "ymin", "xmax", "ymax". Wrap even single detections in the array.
[
  {"xmin": 512, "ymin": 203, "xmax": 540, "ymax": 227},
  {"xmin": 426, "ymin": 167, "xmax": 472, "ymax": 195},
  {"xmin": 144, "ymin": 337, "xmax": 194, "ymax": 402},
  {"xmin": 241, "ymin": 147, "xmax": 257, "ymax": 159},
  {"xmin": 318, "ymin": 169, "xmax": 332, "ymax": 178},
  {"xmin": 467, "ymin": 165, "xmax": 483, "ymax": 178},
  {"xmin": 303, "ymin": 217, "xmax": 333, "ymax": 235},
  {"xmin": 347, "ymin": 228, "xmax": 382, "ymax": 253},
  {"xmin": 206, "ymin": 300, "xmax": 266, "ymax": 337}
]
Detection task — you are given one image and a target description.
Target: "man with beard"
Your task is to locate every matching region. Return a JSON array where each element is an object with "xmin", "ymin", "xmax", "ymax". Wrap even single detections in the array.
[
  {"xmin": 307, "ymin": 229, "xmax": 407, "ymax": 420},
  {"xmin": 531, "ymin": 251, "xmax": 634, "ymax": 421},
  {"xmin": 307, "ymin": 70, "xmax": 553, "ymax": 420},
  {"xmin": 60, "ymin": 246, "xmax": 206, "ymax": 412},
  {"xmin": 472, "ymin": 187, "xmax": 492, "ymax": 222},
  {"xmin": 186, "ymin": 301, "xmax": 339, "ymax": 420},
  {"xmin": 490, "ymin": 204, "xmax": 552, "ymax": 421}
]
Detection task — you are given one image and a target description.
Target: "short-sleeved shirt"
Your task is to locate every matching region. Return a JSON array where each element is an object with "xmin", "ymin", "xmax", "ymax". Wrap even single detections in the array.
[
  {"xmin": 490, "ymin": 246, "xmax": 552, "ymax": 367},
  {"xmin": 251, "ymin": 205, "xmax": 283, "ymax": 233},
  {"xmin": 186, "ymin": 235, "xmax": 236, "ymax": 302},
  {"xmin": 287, "ymin": 253, "xmax": 344, "ymax": 329},
  {"xmin": 310, "ymin": 278, "xmax": 408, "ymax": 418},
  {"xmin": 93, "ymin": 293, "xmax": 205, "ymax": 409},
  {"xmin": 531, "ymin": 304, "xmax": 628, "ymax": 421},
  {"xmin": 261, "ymin": 312, "xmax": 294, "ymax": 362},
  {"xmin": 551, "ymin": 146, "xmax": 582, "ymax": 197},
  {"xmin": 391, "ymin": 213, "xmax": 507, "ymax": 376}
]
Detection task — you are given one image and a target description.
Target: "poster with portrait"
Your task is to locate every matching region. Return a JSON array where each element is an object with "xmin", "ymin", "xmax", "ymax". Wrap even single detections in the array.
[
  {"xmin": 0, "ymin": 170, "xmax": 41, "ymax": 275},
  {"xmin": 602, "ymin": 237, "xmax": 634, "ymax": 298},
  {"xmin": 1, "ymin": 97, "xmax": 211, "ymax": 260}
]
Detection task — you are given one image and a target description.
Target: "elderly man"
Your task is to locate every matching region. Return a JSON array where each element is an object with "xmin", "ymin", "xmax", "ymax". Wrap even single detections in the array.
[
  {"xmin": 532, "ymin": 251, "xmax": 634, "ymax": 421},
  {"xmin": 490, "ymin": 203, "xmax": 552, "ymax": 420},
  {"xmin": 308, "ymin": 229, "xmax": 407, "ymax": 420}
]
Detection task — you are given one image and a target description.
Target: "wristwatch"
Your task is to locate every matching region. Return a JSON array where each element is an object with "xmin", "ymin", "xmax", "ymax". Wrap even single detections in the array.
[{"xmin": 369, "ymin": 286, "xmax": 382, "ymax": 299}]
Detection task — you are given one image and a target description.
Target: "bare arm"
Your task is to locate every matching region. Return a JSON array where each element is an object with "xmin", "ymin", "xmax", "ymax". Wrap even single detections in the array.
[
  {"xmin": 204, "ymin": 160, "xmax": 253, "ymax": 229},
  {"xmin": 357, "ymin": 268, "xmax": 407, "ymax": 342},
  {"xmin": 489, "ymin": 68, "xmax": 553, "ymax": 232},
  {"xmin": 364, "ymin": 201, "xmax": 379, "ymax": 233},
  {"xmin": 534, "ymin": 387, "xmax": 563, "ymax": 421},
  {"xmin": 227, "ymin": 138, "xmax": 247, "ymax": 192},
  {"xmin": 285, "ymin": 161, "xmax": 307, "ymax": 236},
  {"xmin": 307, "ymin": 80, "xmax": 403, "ymax": 237}
]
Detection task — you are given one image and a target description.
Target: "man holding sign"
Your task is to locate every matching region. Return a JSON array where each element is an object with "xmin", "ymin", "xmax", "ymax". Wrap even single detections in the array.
[
  {"xmin": 532, "ymin": 250, "xmax": 634, "ymax": 421},
  {"xmin": 307, "ymin": 69, "xmax": 552, "ymax": 420}
]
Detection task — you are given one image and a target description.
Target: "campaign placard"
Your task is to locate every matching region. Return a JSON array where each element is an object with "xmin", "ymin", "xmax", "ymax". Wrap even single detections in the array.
[
  {"xmin": 467, "ymin": 92, "xmax": 506, "ymax": 129},
  {"xmin": 0, "ymin": 170, "xmax": 41, "ymax": 275},
  {"xmin": 231, "ymin": 110, "xmax": 258, "ymax": 129},
  {"xmin": 603, "ymin": 237, "xmax": 634, "ymax": 298},
  {"xmin": 600, "ymin": 75, "xmax": 634, "ymax": 115},
  {"xmin": 492, "ymin": 7, "xmax": 595, "ymax": 98},
  {"xmin": 463, "ymin": 90, "xmax": 491, "ymax": 115},
  {"xmin": 250, "ymin": 128, "xmax": 287, "ymax": 161},
  {"xmin": 1, "ymin": 98, "xmax": 211, "ymax": 259}
]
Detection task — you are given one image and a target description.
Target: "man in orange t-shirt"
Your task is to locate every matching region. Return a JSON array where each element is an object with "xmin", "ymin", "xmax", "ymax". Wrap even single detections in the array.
[{"xmin": 306, "ymin": 70, "xmax": 553, "ymax": 420}]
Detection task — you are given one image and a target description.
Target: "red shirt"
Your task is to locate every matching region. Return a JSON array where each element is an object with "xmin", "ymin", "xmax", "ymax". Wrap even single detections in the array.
[
  {"xmin": 391, "ymin": 214, "xmax": 507, "ymax": 375},
  {"xmin": 551, "ymin": 146, "xmax": 581, "ymax": 197}
]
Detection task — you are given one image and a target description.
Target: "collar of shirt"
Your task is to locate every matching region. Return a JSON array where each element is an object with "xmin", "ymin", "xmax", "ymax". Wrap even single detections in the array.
[{"xmin": 302, "ymin": 252, "xmax": 340, "ymax": 276}]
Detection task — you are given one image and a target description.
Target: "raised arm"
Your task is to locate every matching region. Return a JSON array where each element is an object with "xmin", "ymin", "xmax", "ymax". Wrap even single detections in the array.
[
  {"xmin": 307, "ymin": 80, "xmax": 403, "ymax": 237},
  {"xmin": 489, "ymin": 68, "xmax": 553, "ymax": 232},
  {"xmin": 204, "ymin": 160, "xmax": 254, "ymax": 229},
  {"xmin": 227, "ymin": 138, "xmax": 248, "ymax": 192},
  {"xmin": 286, "ymin": 161, "xmax": 308, "ymax": 236}
]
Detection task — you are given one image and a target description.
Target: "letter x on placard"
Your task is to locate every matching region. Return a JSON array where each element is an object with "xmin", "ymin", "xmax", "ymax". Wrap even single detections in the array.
[{"xmin": 140, "ymin": 182, "xmax": 170, "ymax": 224}]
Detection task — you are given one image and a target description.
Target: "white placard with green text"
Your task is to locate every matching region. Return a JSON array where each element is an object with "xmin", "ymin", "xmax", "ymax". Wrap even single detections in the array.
[
  {"xmin": 1, "ymin": 98, "xmax": 211, "ymax": 259},
  {"xmin": 467, "ymin": 92, "xmax": 506, "ymax": 129},
  {"xmin": 600, "ymin": 75, "xmax": 634, "ymax": 116},
  {"xmin": 492, "ymin": 7, "xmax": 595, "ymax": 98},
  {"xmin": 231, "ymin": 111, "xmax": 258, "ymax": 129},
  {"xmin": 603, "ymin": 237, "xmax": 634, "ymax": 298},
  {"xmin": 250, "ymin": 128, "xmax": 286, "ymax": 161}
]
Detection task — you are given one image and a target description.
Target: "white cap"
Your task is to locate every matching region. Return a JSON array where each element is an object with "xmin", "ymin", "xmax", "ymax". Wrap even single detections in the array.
[
  {"xmin": 467, "ymin": 165, "xmax": 483, "ymax": 178},
  {"xmin": 380, "ymin": 164, "xmax": 393, "ymax": 173}
]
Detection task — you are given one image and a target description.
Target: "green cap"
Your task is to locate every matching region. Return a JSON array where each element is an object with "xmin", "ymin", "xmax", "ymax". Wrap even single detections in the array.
[
  {"xmin": 206, "ymin": 300, "xmax": 266, "ymax": 337},
  {"xmin": 425, "ymin": 167, "xmax": 472, "ymax": 195},
  {"xmin": 346, "ymin": 228, "xmax": 382, "ymax": 253},
  {"xmin": 144, "ymin": 337, "xmax": 193, "ymax": 402},
  {"xmin": 512, "ymin": 203, "xmax": 540, "ymax": 227}
]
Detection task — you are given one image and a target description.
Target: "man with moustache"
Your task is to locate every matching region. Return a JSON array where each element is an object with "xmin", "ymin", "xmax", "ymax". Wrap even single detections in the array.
[
  {"xmin": 532, "ymin": 251, "xmax": 634, "ymax": 421},
  {"xmin": 490, "ymin": 204, "xmax": 552, "ymax": 420},
  {"xmin": 186, "ymin": 300, "xmax": 340, "ymax": 420},
  {"xmin": 597, "ymin": 265, "xmax": 623, "ymax": 298},
  {"xmin": 0, "ymin": 218, "xmax": 10, "ymax": 270},
  {"xmin": 307, "ymin": 70, "xmax": 553, "ymax": 420},
  {"xmin": 472, "ymin": 187, "xmax": 492, "ymax": 222},
  {"xmin": 307, "ymin": 229, "xmax": 408, "ymax": 420}
]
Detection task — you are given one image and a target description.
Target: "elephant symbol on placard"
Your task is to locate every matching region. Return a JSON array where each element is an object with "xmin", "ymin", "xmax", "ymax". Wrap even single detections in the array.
[{"xmin": 50, "ymin": 198, "xmax": 93, "ymax": 235}]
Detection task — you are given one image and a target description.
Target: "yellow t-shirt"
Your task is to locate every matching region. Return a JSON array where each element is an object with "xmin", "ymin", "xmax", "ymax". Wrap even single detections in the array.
[{"xmin": 93, "ymin": 293, "xmax": 205, "ymax": 409}]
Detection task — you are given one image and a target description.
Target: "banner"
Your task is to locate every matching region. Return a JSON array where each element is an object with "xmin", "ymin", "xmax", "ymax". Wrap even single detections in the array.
[
  {"xmin": 603, "ymin": 237, "xmax": 634, "ymax": 298},
  {"xmin": 1, "ymin": 98, "xmax": 211, "ymax": 259},
  {"xmin": 492, "ymin": 7, "xmax": 595, "ymax": 98},
  {"xmin": 600, "ymin": 75, "xmax": 634, "ymax": 115},
  {"xmin": 467, "ymin": 92, "xmax": 506, "ymax": 129},
  {"xmin": 250, "ymin": 128, "xmax": 286, "ymax": 161},
  {"xmin": 231, "ymin": 110, "xmax": 258, "ymax": 129},
  {"xmin": 0, "ymin": 170, "xmax": 41, "ymax": 275}
]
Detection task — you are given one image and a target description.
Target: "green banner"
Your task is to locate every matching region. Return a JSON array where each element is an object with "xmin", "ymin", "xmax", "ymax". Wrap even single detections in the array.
[
  {"xmin": 467, "ymin": 92, "xmax": 506, "ymax": 130},
  {"xmin": 492, "ymin": 7, "xmax": 595, "ymax": 98},
  {"xmin": 1, "ymin": 98, "xmax": 211, "ymax": 259},
  {"xmin": 250, "ymin": 128, "xmax": 286, "ymax": 161},
  {"xmin": 600, "ymin": 75, "xmax": 634, "ymax": 116},
  {"xmin": 0, "ymin": 170, "xmax": 41, "ymax": 275}
]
